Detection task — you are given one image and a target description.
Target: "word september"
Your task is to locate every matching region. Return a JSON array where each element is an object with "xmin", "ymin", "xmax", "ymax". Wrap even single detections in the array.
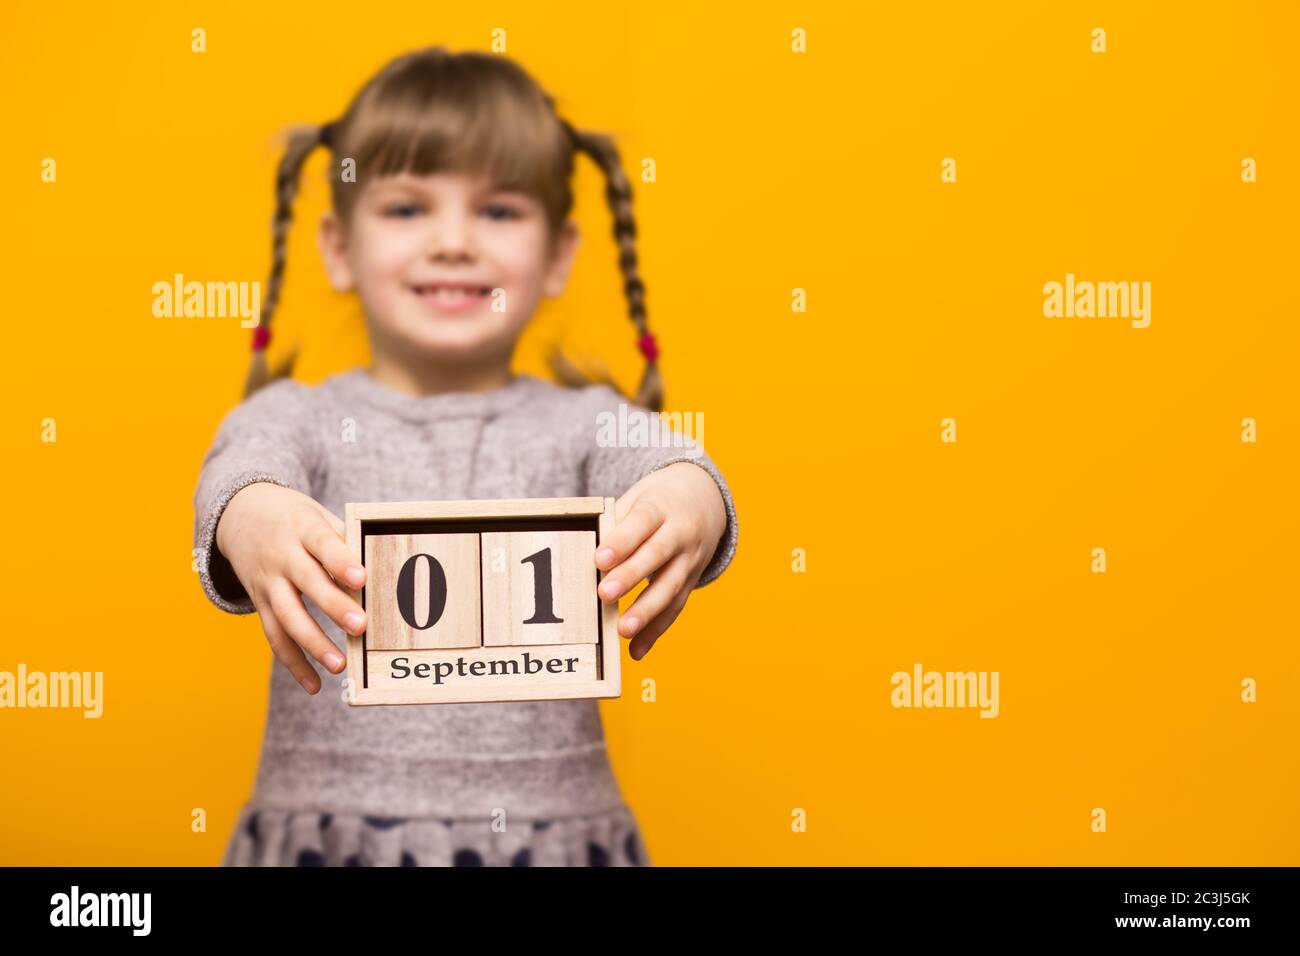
[{"xmin": 391, "ymin": 652, "xmax": 583, "ymax": 685}]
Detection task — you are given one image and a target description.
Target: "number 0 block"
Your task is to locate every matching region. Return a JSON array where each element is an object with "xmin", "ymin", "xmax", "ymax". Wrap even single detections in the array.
[
  {"xmin": 341, "ymin": 497, "xmax": 620, "ymax": 706},
  {"xmin": 363, "ymin": 533, "xmax": 481, "ymax": 650},
  {"xmin": 481, "ymin": 530, "xmax": 598, "ymax": 646}
]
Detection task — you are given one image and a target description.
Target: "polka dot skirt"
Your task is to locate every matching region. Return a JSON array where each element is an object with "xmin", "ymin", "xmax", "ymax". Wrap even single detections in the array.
[{"xmin": 222, "ymin": 804, "xmax": 650, "ymax": 867}]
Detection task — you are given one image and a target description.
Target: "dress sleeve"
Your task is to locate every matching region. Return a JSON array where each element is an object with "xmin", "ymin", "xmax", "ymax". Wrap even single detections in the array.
[
  {"xmin": 192, "ymin": 379, "xmax": 319, "ymax": 614},
  {"xmin": 580, "ymin": 385, "xmax": 738, "ymax": 588}
]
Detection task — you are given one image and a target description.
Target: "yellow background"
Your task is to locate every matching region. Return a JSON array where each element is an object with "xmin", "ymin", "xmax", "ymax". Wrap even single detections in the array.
[{"xmin": 2, "ymin": 1, "xmax": 1296, "ymax": 865}]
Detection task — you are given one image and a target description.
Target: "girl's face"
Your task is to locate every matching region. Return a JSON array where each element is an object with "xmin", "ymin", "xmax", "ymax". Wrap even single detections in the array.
[{"xmin": 318, "ymin": 169, "xmax": 579, "ymax": 372}]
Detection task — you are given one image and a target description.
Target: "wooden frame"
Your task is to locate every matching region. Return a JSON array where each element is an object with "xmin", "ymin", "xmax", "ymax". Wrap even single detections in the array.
[{"xmin": 342, "ymin": 497, "xmax": 621, "ymax": 705}]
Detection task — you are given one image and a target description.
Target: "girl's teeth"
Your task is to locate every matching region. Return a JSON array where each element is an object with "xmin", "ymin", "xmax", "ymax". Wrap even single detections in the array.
[{"xmin": 425, "ymin": 287, "xmax": 482, "ymax": 299}]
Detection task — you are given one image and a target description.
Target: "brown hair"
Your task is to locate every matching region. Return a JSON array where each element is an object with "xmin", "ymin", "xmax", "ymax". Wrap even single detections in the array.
[{"xmin": 244, "ymin": 46, "xmax": 662, "ymax": 411}]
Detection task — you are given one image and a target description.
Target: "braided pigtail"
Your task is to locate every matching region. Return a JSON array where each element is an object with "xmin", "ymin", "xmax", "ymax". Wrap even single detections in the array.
[
  {"xmin": 243, "ymin": 122, "xmax": 334, "ymax": 399},
  {"xmin": 557, "ymin": 121, "xmax": 663, "ymax": 413}
]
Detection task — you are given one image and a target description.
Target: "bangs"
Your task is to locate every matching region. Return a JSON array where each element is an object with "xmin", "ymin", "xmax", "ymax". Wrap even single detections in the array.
[{"xmin": 334, "ymin": 53, "xmax": 572, "ymax": 220}]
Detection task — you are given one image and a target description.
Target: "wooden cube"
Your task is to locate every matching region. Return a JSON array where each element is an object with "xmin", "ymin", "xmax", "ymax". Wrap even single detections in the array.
[
  {"xmin": 363, "ymin": 532, "xmax": 481, "ymax": 650},
  {"xmin": 481, "ymin": 530, "xmax": 599, "ymax": 646},
  {"xmin": 342, "ymin": 498, "xmax": 620, "ymax": 706}
]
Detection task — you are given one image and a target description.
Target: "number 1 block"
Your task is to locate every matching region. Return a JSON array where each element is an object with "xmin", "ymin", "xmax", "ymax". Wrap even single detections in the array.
[{"xmin": 480, "ymin": 530, "xmax": 599, "ymax": 646}]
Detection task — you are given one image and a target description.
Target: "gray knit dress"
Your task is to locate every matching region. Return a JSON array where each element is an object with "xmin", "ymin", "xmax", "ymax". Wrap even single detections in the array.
[{"xmin": 193, "ymin": 368, "xmax": 738, "ymax": 867}]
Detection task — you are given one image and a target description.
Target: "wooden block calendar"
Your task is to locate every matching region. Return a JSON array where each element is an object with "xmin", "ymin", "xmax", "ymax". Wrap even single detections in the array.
[{"xmin": 342, "ymin": 497, "xmax": 621, "ymax": 705}]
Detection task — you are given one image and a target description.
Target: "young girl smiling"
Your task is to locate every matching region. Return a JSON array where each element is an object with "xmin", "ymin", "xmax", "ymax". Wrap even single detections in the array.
[{"xmin": 193, "ymin": 47, "xmax": 738, "ymax": 866}]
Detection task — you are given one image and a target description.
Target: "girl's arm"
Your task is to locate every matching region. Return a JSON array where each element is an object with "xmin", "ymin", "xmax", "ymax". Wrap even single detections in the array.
[
  {"xmin": 580, "ymin": 386, "xmax": 739, "ymax": 659},
  {"xmin": 193, "ymin": 380, "xmax": 366, "ymax": 694},
  {"xmin": 193, "ymin": 379, "xmax": 320, "ymax": 615}
]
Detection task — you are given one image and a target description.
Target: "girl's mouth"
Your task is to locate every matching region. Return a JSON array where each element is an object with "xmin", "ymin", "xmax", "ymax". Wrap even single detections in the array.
[{"xmin": 409, "ymin": 283, "xmax": 493, "ymax": 315}]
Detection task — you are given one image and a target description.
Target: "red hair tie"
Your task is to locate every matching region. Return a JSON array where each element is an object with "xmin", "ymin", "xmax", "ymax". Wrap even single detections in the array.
[
  {"xmin": 252, "ymin": 325, "xmax": 272, "ymax": 351},
  {"xmin": 637, "ymin": 332, "xmax": 659, "ymax": 363}
]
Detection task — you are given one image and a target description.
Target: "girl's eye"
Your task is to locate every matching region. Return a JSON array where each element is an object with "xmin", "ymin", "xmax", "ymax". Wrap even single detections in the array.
[
  {"xmin": 482, "ymin": 203, "xmax": 522, "ymax": 221},
  {"xmin": 378, "ymin": 200, "xmax": 524, "ymax": 220}
]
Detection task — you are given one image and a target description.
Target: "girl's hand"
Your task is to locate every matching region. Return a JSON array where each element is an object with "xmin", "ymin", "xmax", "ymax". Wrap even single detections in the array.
[
  {"xmin": 215, "ymin": 482, "xmax": 367, "ymax": 694},
  {"xmin": 594, "ymin": 462, "xmax": 727, "ymax": 660}
]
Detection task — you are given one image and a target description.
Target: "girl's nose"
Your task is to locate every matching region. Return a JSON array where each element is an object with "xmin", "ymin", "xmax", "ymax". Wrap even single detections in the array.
[{"xmin": 426, "ymin": 210, "xmax": 476, "ymax": 259}]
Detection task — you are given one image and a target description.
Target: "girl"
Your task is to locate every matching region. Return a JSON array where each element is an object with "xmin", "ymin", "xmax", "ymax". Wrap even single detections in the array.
[{"xmin": 193, "ymin": 47, "xmax": 739, "ymax": 866}]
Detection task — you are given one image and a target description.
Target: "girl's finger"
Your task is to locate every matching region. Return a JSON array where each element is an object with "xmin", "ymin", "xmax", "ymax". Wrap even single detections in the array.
[
  {"xmin": 598, "ymin": 526, "xmax": 678, "ymax": 603},
  {"xmin": 287, "ymin": 546, "xmax": 367, "ymax": 638},
  {"xmin": 315, "ymin": 503, "xmax": 346, "ymax": 537},
  {"xmin": 619, "ymin": 553, "xmax": 693, "ymax": 640},
  {"xmin": 265, "ymin": 578, "xmax": 348, "ymax": 675},
  {"xmin": 628, "ymin": 587, "xmax": 691, "ymax": 661},
  {"xmin": 596, "ymin": 499, "xmax": 665, "ymax": 572},
  {"xmin": 302, "ymin": 517, "xmax": 366, "ymax": 590},
  {"xmin": 255, "ymin": 593, "xmax": 321, "ymax": 694}
]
